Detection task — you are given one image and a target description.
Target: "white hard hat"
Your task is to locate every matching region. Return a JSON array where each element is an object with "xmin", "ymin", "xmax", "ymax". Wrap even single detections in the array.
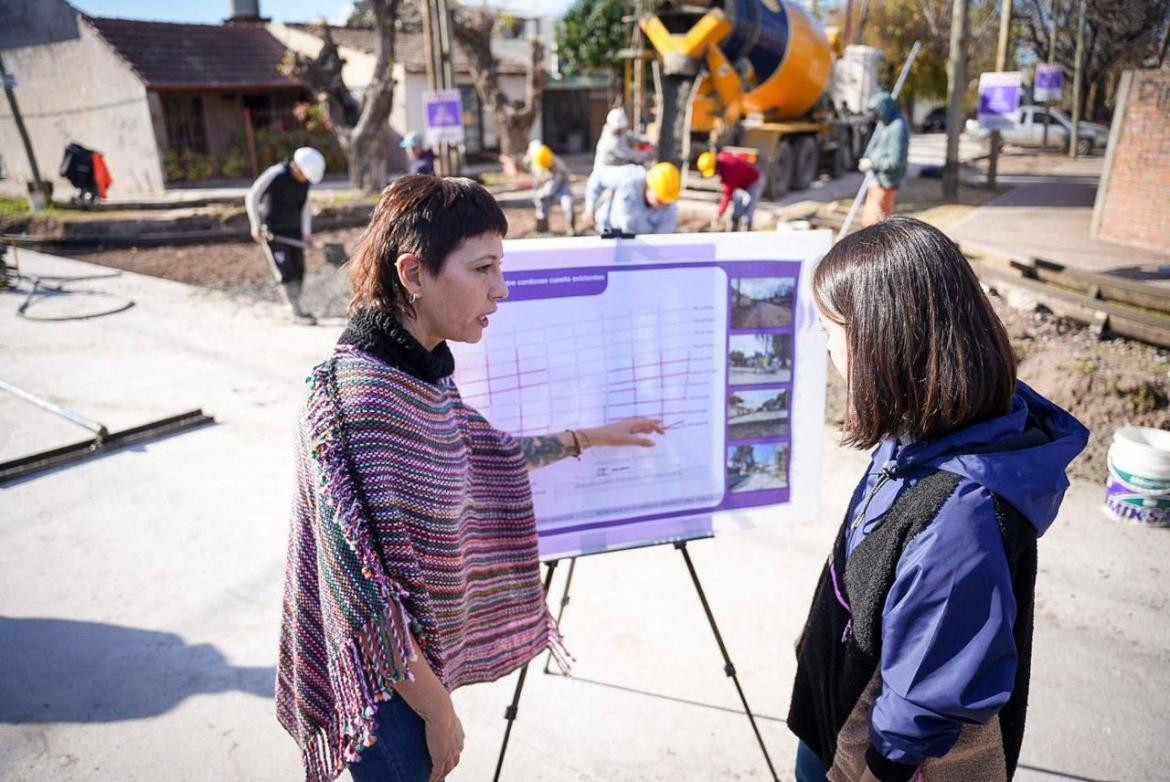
[
  {"xmin": 606, "ymin": 108, "xmax": 629, "ymax": 130},
  {"xmin": 292, "ymin": 147, "xmax": 325, "ymax": 184},
  {"xmin": 527, "ymin": 138, "xmax": 544, "ymax": 157}
]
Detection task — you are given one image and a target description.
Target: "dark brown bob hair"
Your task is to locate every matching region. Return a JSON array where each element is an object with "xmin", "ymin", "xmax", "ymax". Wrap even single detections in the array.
[
  {"xmin": 813, "ymin": 216, "xmax": 1016, "ymax": 449},
  {"xmin": 348, "ymin": 175, "xmax": 508, "ymax": 317}
]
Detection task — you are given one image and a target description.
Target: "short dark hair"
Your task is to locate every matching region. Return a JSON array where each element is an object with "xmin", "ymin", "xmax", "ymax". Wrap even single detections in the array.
[
  {"xmin": 813, "ymin": 216, "xmax": 1016, "ymax": 449},
  {"xmin": 348, "ymin": 175, "xmax": 509, "ymax": 317}
]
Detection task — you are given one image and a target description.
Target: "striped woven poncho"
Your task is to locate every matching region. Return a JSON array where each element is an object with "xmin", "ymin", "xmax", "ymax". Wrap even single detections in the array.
[{"xmin": 276, "ymin": 308, "xmax": 565, "ymax": 782}]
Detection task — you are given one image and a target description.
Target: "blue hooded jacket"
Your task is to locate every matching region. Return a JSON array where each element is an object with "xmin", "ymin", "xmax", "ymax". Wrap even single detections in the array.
[
  {"xmin": 867, "ymin": 92, "xmax": 910, "ymax": 189},
  {"xmin": 842, "ymin": 381, "xmax": 1087, "ymax": 766}
]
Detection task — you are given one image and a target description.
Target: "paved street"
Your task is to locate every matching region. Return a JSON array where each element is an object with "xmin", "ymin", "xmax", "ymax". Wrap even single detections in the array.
[{"xmin": 2, "ymin": 249, "xmax": 1167, "ymax": 781}]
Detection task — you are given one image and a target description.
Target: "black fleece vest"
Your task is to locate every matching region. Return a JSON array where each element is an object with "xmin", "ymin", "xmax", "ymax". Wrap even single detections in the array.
[
  {"xmin": 787, "ymin": 470, "xmax": 1037, "ymax": 779},
  {"xmin": 261, "ymin": 161, "xmax": 309, "ymax": 236}
]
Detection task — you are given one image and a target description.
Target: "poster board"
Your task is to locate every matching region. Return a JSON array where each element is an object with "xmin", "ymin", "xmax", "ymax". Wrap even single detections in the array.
[
  {"xmin": 450, "ymin": 232, "xmax": 832, "ymax": 560},
  {"xmin": 977, "ymin": 71, "xmax": 1023, "ymax": 130},
  {"xmin": 423, "ymin": 88, "xmax": 464, "ymax": 146},
  {"xmin": 1033, "ymin": 64, "xmax": 1063, "ymax": 103}
]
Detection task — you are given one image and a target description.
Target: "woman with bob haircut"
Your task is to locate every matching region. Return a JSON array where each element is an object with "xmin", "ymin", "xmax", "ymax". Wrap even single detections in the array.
[
  {"xmin": 276, "ymin": 175, "xmax": 664, "ymax": 782},
  {"xmin": 788, "ymin": 217, "xmax": 1087, "ymax": 782}
]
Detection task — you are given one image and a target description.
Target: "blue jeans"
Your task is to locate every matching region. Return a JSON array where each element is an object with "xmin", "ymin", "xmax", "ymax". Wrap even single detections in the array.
[
  {"xmin": 795, "ymin": 741, "xmax": 828, "ymax": 782},
  {"xmin": 348, "ymin": 696, "xmax": 432, "ymax": 782}
]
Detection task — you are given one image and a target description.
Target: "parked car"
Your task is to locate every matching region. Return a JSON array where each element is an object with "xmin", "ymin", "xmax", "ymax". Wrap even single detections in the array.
[
  {"xmin": 965, "ymin": 105, "xmax": 1109, "ymax": 155},
  {"xmin": 920, "ymin": 107, "xmax": 948, "ymax": 132}
]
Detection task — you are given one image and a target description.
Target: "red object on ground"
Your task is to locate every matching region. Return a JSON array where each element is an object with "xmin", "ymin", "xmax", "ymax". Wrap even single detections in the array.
[
  {"xmin": 715, "ymin": 151, "xmax": 760, "ymax": 217},
  {"xmin": 92, "ymin": 153, "xmax": 112, "ymax": 198}
]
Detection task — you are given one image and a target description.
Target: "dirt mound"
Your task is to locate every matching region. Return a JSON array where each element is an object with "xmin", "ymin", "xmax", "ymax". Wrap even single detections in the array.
[{"xmin": 1007, "ymin": 304, "xmax": 1170, "ymax": 481}]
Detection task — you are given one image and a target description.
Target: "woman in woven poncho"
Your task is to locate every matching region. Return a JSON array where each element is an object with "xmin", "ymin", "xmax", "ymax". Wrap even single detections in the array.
[{"xmin": 276, "ymin": 175, "xmax": 664, "ymax": 782}]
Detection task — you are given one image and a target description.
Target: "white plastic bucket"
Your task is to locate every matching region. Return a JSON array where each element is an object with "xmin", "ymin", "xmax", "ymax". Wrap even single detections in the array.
[{"xmin": 1103, "ymin": 426, "xmax": 1170, "ymax": 527}]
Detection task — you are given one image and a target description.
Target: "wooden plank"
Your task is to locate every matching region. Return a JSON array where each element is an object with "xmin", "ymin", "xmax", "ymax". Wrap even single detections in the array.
[{"xmin": 972, "ymin": 262, "xmax": 1170, "ymax": 350}]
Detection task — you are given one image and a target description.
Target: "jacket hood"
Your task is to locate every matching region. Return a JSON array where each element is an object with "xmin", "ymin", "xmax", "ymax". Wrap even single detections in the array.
[
  {"xmin": 868, "ymin": 92, "xmax": 901, "ymax": 123},
  {"xmin": 884, "ymin": 382, "xmax": 1088, "ymax": 536}
]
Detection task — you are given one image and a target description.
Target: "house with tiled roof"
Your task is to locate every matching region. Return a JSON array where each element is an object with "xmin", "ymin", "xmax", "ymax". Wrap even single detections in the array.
[{"xmin": 0, "ymin": 0, "xmax": 319, "ymax": 196}]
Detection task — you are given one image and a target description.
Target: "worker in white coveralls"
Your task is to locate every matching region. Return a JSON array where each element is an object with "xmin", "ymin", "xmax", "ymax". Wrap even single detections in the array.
[
  {"xmin": 584, "ymin": 162, "xmax": 680, "ymax": 236},
  {"xmin": 592, "ymin": 108, "xmax": 650, "ymax": 171},
  {"xmin": 524, "ymin": 141, "xmax": 576, "ymax": 235},
  {"xmin": 245, "ymin": 147, "xmax": 325, "ymax": 325}
]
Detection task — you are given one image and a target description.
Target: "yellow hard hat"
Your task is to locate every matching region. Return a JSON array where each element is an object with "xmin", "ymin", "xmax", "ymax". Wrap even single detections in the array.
[
  {"xmin": 697, "ymin": 151, "xmax": 717, "ymax": 178},
  {"xmin": 532, "ymin": 144, "xmax": 554, "ymax": 170},
  {"xmin": 646, "ymin": 162, "xmax": 681, "ymax": 204}
]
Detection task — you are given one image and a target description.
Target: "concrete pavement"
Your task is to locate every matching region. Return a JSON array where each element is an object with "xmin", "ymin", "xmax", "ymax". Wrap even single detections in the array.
[
  {"xmin": 2, "ymin": 250, "xmax": 1168, "ymax": 781},
  {"xmin": 947, "ymin": 154, "xmax": 1170, "ymax": 285}
]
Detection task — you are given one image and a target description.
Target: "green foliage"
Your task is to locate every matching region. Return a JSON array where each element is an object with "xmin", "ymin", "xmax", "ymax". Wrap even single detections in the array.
[
  {"xmin": 163, "ymin": 149, "xmax": 214, "ymax": 182},
  {"xmin": 163, "ymin": 126, "xmax": 348, "ymax": 183},
  {"xmin": 557, "ymin": 0, "xmax": 630, "ymax": 78},
  {"xmin": 346, "ymin": 0, "xmax": 374, "ymax": 28},
  {"xmin": 0, "ymin": 196, "xmax": 30, "ymax": 215}
]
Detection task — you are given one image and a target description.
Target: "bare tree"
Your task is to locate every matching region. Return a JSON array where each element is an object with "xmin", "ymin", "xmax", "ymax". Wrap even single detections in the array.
[
  {"xmin": 1020, "ymin": 0, "xmax": 1168, "ymax": 118},
  {"xmin": 282, "ymin": 0, "xmax": 402, "ymax": 192},
  {"xmin": 450, "ymin": 6, "xmax": 546, "ymax": 171}
]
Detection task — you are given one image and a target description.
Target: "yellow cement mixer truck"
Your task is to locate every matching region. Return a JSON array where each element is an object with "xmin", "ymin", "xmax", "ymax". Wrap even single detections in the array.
[{"xmin": 641, "ymin": 0, "xmax": 887, "ymax": 197}]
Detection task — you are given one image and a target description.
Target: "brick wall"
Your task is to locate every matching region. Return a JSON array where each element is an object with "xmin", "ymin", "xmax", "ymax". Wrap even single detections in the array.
[{"xmin": 1091, "ymin": 69, "xmax": 1170, "ymax": 253}]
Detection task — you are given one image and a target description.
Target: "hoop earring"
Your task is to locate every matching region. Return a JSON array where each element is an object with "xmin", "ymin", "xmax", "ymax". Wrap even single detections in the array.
[{"xmin": 409, "ymin": 292, "xmax": 421, "ymax": 304}]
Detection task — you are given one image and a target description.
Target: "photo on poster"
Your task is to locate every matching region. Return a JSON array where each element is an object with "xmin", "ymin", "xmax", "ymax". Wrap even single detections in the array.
[
  {"xmin": 731, "ymin": 276, "xmax": 796, "ymax": 329},
  {"xmin": 728, "ymin": 332, "xmax": 793, "ymax": 385},
  {"xmin": 728, "ymin": 387, "xmax": 790, "ymax": 439},
  {"xmin": 726, "ymin": 441, "xmax": 790, "ymax": 493}
]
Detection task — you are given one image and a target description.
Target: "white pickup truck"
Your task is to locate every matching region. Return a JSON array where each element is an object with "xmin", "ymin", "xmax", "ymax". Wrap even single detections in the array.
[{"xmin": 965, "ymin": 105, "xmax": 1109, "ymax": 155}]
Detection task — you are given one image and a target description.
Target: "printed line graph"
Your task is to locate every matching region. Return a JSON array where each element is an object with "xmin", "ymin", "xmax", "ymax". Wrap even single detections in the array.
[
  {"xmin": 451, "ymin": 265, "xmax": 729, "ymax": 527},
  {"xmin": 457, "ymin": 305, "xmax": 719, "ymax": 437}
]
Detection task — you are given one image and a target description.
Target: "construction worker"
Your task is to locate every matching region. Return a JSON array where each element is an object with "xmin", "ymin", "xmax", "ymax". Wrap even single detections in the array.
[
  {"xmin": 245, "ymin": 146, "xmax": 325, "ymax": 325},
  {"xmin": 593, "ymin": 108, "xmax": 650, "ymax": 171},
  {"xmin": 858, "ymin": 92, "xmax": 910, "ymax": 226},
  {"xmin": 525, "ymin": 141, "xmax": 576, "ymax": 235},
  {"xmin": 697, "ymin": 149, "xmax": 763, "ymax": 231},
  {"xmin": 584, "ymin": 162, "xmax": 680, "ymax": 236},
  {"xmin": 401, "ymin": 131, "xmax": 435, "ymax": 175}
]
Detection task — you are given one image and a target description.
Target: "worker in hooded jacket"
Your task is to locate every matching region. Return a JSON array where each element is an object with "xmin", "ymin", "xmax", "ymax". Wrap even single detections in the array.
[{"xmin": 858, "ymin": 92, "xmax": 910, "ymax": 227}]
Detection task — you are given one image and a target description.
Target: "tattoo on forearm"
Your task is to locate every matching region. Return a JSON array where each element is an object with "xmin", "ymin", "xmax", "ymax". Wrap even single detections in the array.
[{"xmin": 519, "ymin": 435, "xmax": 570, "ymax": 470}]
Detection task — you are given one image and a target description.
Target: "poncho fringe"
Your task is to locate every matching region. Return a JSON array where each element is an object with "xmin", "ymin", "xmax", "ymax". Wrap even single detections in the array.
[{"xmin": 280, "ymin": 349, "xmax": 570, "ymax": 782}]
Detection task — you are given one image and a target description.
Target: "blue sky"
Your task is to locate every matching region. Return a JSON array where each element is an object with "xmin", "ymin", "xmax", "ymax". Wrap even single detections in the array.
[{"xmin": 71, "ymin": 0, "xmax": 574, "ymax": 25}]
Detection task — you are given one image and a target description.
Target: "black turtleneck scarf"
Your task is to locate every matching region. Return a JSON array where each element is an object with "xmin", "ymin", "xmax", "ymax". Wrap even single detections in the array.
[{"xmin": 337, "ymin": 307, "xmax": 455, "ymax": 383}]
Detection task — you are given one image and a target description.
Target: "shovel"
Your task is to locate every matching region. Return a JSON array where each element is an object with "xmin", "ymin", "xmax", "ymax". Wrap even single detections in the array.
[{"xmin": 263, "ymin": 227, "xmax": 348, "ymax": 266}]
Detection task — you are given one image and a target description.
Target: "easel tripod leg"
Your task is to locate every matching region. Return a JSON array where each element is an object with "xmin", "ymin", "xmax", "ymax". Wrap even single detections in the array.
[
  {"xmin": 675, "ymin": 541, "xmax": 780, "ymax": 782},
  {"xmin": 543, "ymin": 556, "xmax": 577, "ymax": 674},
  {"xmin": 493, "ymin": 559, "xmax": 558, "ymax": 782}
]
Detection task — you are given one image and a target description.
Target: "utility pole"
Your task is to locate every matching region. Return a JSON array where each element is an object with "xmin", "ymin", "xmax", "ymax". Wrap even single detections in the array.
[
  {"xmin": 0, "ymin": 53, "xmax": 50, "ymax": 210},
  {"xmin": 1069, "ymin": 0, "xmax": 1085, "ymax": 158},
  {"xmin": 1042, "ymin": 0, "xmax": 1059, "ymax": 149},
  {"xmin": 988, "ymin": 0, "xmax": 1013, "ymax": 190},
  {"xmin": 435, "ymin": 0, "xmax": 459, "ymax": 175},
  {"xmin": 943, "ymin": 0, "xmax": 969, "ymax": 200},
  {"xmin": 421, "ymin": 0, "xmax": 460, "ymax": 176}
]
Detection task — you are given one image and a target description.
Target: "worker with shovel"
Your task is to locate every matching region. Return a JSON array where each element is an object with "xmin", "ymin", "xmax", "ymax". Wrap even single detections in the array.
[{"xmin": 245, "ymin": 147, "xmax": 325, "ymax": 325}]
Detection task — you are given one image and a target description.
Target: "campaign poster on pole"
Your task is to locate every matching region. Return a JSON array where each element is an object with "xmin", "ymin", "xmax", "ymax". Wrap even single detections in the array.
[
  {"xmin": 1033, "ymin": 64, "xmax": 1063, "ymax": 103},
  {"xmin": 424, "ymin": 88, "xmax": 464, "ymax": 146},
  {"xmin": 449, "ymin": 231, "xmax": 832, "ymax": 560},
  {"xmin": 977, "ymin": 71, "xmax": 1023, "ymax": 130}
]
